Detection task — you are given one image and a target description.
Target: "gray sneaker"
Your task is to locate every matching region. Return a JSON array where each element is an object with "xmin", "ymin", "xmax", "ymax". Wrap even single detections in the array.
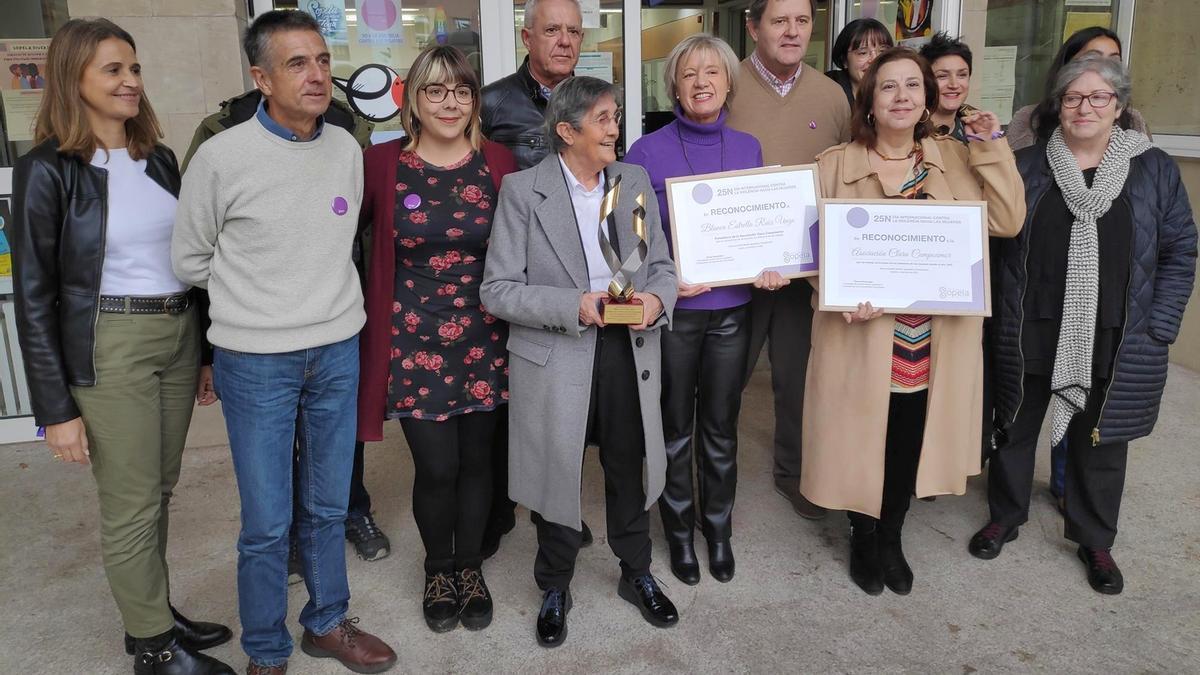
[{"xmin": 345, "ymin": 513, "xmax": 391, "ymax": 561}]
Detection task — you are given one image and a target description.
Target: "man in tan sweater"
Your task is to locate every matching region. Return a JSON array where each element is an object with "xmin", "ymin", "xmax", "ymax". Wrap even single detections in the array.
[{"xmin": 727, "ymin": 0, "xmax": 850, "ymax": 520}]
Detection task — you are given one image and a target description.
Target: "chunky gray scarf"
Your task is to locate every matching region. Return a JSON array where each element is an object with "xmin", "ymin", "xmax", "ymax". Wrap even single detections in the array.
[{"xmin": 1044, "ymin": 126, "xmax": 1152, "ymax": 444}]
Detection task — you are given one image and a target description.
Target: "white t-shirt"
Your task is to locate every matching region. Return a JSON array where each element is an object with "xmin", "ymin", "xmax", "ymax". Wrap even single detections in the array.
[{"xmin": 90, "ymin": 148, "xmax": 187, "ymax": 296}]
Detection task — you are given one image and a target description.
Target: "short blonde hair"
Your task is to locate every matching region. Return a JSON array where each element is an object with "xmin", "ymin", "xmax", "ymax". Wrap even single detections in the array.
[
  {"xmin": 664, "ymin": 34, "xmax": 741, "ymax": 106},
  {"xmin": 400, "ymin": 45, "xmax": 483, "ymax": 151}
]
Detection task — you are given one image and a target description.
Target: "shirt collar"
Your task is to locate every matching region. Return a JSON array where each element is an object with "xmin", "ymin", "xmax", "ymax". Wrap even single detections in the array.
[
  {"xmin": 256, "ymin": 98, "xmax": 324, "ymax": 142},
  {"xmin": 750, "ymin": 51, "xmax": 801, "ymax": 89},
  {"xmin": 558, "ymin": 154, "xmax": 605, "ymax": 196}
]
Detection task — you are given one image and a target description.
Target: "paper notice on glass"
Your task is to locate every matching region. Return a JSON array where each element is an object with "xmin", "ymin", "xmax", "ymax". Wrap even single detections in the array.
[
  {"xmin": 978, "ymin": 45, "xmax": 1017, "ymax": 123},
  {"xmin": 819, "ymin": 199, "xmax": 991, "ymax": 316},
  {"xmin": 665, "ymin": 166, "xmax": 821, "ymax": 287},
  {"xmin": 357, "ymin": 0, "xmax": 405, "ymax": 45},
  {"xmin": 580, "ymin": 0, "xmax": 601, "ymax": 29},
  {"xmin": 303, "ymin": 0, "xmax": 349, "ymax": 45},
  {"xmin": 576, "ymin": 51, "xmax": 613, "ymax": 83},
  {"xmin": 1, "ymin": 89, "xmax": 41, "ymax": 142},
  {"xmin": 1063, "ymin": 12, "xmax": 1112, "ymax": 40},
  {"xmin": 980, "ymin": 85, "xmax": 1015, "ymax": 124}
]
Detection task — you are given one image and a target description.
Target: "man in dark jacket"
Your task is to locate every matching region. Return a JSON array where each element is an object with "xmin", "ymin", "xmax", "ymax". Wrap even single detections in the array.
[
  {"xmin": 181, "ymin": 89, "xmax": 391, "ymax": 571},
  {"xmin": 479, "ymin": 0, "xmax": 593, "ymax": 557}
]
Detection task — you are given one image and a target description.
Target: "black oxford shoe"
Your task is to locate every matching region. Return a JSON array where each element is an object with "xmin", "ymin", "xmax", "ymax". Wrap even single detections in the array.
[
  {"xmin": 536, "ymin": 587, "xmax": 571, "ymax": 648},
  {"xmin": 707, "ymin": 540, "xmax": 735, "ymax": 583},
  {"xmin": 878, "ymin": 539, "xmax": 913, "ymax": 595},
  {"xmin": 133, "ymin": 638, "xmax": 236, "ymax": 675},
  {"xmin": 668, "ymin": 543, "xmax": 701, "ymax": 586},
  {"xmin": 849, "ymin": 525, "xmax": 884, "ymax": 595},
  {"xmin": 1077, "ymin": 546, "xmax": 1124, "ymax": 595},
  {"xmin": 968, "ymin": 522, "xmax": 1019, "ymax": 560},
  {"xmin": 125, "ymin": 607, "xmax": 233, "ymax": 655},
  {"xmin": 618, "ymin": 575, "xmax": 679, "ymax": 628},
  {"xmin": 581, "ymin": 520, "xmax": 594, "ymax": 547}
]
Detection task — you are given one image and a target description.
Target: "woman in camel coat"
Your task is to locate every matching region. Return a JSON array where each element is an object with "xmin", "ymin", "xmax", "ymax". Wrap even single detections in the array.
[{"xmin": 799, "ymin": 48, "xmax": 1025, "ymax": 596}]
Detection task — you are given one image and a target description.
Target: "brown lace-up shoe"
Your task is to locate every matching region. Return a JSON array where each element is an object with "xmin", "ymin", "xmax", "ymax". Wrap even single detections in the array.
[
  {"xmin": 300, "ymin": 617, "xmax": 397, "ymax": 674},
  {"xmin": 245, "ymin": 662, "xmax": 286, "ymax": 675}
]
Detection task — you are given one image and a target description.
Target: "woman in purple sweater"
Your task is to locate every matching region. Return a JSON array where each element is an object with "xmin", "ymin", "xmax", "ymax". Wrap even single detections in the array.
[{"xmin": 626, "ymin": 34, "xmax": 784, "ymax": 585}]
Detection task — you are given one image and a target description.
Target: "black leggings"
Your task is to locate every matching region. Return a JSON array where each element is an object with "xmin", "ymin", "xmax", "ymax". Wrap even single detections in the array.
[{"xmin": 400, "ymin": 409, "xmax": 499, "ymax": 574}]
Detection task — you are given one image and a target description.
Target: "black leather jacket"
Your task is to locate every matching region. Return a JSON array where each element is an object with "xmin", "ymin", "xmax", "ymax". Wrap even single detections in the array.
[
  {"xmin": 481, "ymin": 57, "xmax": 555, "ymax": 170},
  {"xmin": 11, "ymin": 139, "xmax": 202, "ymax": 426}
]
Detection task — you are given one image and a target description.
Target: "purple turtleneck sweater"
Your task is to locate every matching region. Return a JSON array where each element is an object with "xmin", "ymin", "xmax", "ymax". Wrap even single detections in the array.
[{"xmin": 625, "ymin": 107, "xmax": 763, "ymax": 310}]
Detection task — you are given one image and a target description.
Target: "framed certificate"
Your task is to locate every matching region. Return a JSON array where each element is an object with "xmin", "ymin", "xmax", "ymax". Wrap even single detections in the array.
[
  {"xmin": 819, "ymin": 199, "xmax": 992, "ymax": 317},
  {"xmin": 665, "ymin": 165, "xmax": 820, "ymax": 287}
]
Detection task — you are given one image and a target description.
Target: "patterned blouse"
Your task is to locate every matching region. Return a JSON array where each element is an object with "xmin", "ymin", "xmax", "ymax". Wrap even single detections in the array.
[{"xmin": 891, "ymin": 147, "xmax": 932, "ymax": 394}]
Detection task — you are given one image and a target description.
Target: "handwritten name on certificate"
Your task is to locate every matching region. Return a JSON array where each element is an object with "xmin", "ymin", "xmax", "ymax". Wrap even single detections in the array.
[
  {"xmin": 819, "ymin": 199, "xmax": 991, "ymax": 316},
  {"xmin": 665, "ymin": 165, "xmax": 820, "ymax": 287}
]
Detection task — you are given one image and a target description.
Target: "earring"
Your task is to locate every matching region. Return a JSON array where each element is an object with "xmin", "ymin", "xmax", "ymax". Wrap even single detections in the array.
[
  {"xmin": 866, "ymin": 112, "xmax": 875, "ymax": 126},
  {"xmin": 919, "ymin": 109, "xmax": 931, "ymax": 123}
]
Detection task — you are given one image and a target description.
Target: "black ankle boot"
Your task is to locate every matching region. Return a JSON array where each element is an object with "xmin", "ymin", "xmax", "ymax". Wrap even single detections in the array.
[
  {"xmin": 125, "ymin": 607, "xmax": 233, "ymax": 655},
  {"xmin": 849, "ymin": 523, "xmax": 883, "ymax": 595},
  {"xmin": 668, "ymin": 542, "xmax": 700, "ymax": 585},
  {"xmin": 422, "ymin": 571, "xmax": 460, "ymax": 632},
  {"xmin": 707, "ymin": 539, "xmax": 735, "ymax": 583},
  {"xmin": 133, "ymin": 637, "xmax": 236, "ymax": 675},
  {"xmin": 878, "ymin": 531, "xmax": 913, "ymax": 595}
]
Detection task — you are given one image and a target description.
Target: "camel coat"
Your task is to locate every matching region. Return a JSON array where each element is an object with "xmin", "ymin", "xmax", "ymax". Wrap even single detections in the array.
[{"xmin": 800, "ymin": 137, "xmax": 1025, "ymax": 517}]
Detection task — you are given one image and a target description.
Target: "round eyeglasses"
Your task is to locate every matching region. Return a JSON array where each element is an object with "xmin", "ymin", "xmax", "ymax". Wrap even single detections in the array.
[{"xmin": 422, "ymin": 84, "xmax": 475, "ymax": 105}]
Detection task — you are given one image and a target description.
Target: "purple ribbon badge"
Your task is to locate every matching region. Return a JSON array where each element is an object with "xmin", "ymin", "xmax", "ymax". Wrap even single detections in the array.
[
  {"xmin": 808, "ymin": 120, "xmax": 818, "ymax": 130},
  {"xmin": 331, "ymin": 196, "xmax": 349, "ymax": 216}
]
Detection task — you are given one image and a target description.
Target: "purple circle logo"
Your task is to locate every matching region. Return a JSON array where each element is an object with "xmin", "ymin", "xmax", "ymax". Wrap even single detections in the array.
[
  {"xmin": 846, "ymin": 206, "xmax": 870, "ymax": 228},
  {"xmin": 692, "ymin": 183, "xmax": 713, "ymax": 205},
  {"xmin": 332, "ymin": 196, "xmax": 348, "ymax": 216},
  {"xmin": 403, "ymin": 193, "xmax": 422, "ymax": 210}
]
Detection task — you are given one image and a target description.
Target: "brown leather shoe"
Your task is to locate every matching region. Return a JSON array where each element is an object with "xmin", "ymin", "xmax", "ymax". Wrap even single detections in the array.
[
  {"xmin": 246, "ymin": 662, "xmax": 286, "ymax": 675},
  {"xmin": 774, "ymin": 479, "xmax": 827, "ymax": 520},
  {"xmin": 300, "ymin": 617, "xmax": 397, "ymax": 674}
]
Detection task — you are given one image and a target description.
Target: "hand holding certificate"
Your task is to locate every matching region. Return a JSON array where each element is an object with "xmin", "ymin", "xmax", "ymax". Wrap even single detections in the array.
[
  {"xmin": 819, "ymin": 199, "xmax": 992, "ymax": 317},
  {"xmin": 665, "ymin": 166, "xmax": 820, "ymax": 287}
]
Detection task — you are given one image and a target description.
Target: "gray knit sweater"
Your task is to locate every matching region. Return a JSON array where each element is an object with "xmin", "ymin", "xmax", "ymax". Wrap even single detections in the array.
[{"xmin": 172, "ymin": 116, "xmax": 365, "ymax": 353}]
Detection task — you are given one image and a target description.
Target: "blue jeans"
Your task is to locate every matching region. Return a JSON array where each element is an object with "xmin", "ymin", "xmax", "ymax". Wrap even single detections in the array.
[{"xmin": 213, "ymin": 335, "xmax": 359, "ymax": 666}]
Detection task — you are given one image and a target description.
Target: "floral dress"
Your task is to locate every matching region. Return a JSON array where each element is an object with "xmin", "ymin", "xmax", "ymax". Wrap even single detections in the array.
[{"xmin": 387, "ymin": 149, "xmax": 508, "ymax": 421}]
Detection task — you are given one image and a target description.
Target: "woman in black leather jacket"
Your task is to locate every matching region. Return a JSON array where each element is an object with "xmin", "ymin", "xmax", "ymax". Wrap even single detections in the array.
[
  {"xmin": 967, "ymin": 55, "xmax": 1197, "ymax": 596},
  {"xmin": 11, "ymin": 19, "xmax": 233, "ymax": 675}
]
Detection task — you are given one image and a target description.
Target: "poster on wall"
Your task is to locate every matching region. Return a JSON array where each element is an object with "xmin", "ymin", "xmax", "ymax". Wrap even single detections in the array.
[
  {"xmin": 358, "ymin": 0, "xmax": 405, "ymax": 45},
  {"xmin": 896, "ymin": 0, "xmax": 933, "ymax": 45},
  {"xmin": 302, "ymin": 0, "xmax": 349, "ymax": 46},
  {"xmin": 575, "ymin": 51, "xmax": 613, "ymax": 83},
  {"xmin": 0, "ymin": 39, "xmax": 50, "ymax": 143},
  {"xmin": 0, "ymin": 171, "xmax": 11, "ymax": 280},
  {"xmin": 580, "ymin": 0, "xmax": 601, "ymax": 29}
]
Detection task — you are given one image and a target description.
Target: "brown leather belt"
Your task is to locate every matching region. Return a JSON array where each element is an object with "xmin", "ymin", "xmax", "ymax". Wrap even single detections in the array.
[{"xmin": 98, "ymin": 293, "xmax": 191, "ymax": 315}]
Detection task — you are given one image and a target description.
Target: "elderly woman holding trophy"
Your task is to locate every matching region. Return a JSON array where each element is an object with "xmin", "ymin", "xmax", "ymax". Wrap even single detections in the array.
[{"xmin": 481, "ymin": 76, "xmax": 679, "ymax": 648}]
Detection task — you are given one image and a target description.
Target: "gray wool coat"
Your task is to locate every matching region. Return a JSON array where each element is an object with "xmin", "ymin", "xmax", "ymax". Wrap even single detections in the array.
[{"xmin": 481, "ymin": 154, "xmax": 678, "ymax": 529}]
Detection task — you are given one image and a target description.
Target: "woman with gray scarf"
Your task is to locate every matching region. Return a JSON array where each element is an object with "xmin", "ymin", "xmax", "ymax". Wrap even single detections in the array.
[{"xmin": 969, "ymin": 55, "xmax": 1197, "ymax": 595}]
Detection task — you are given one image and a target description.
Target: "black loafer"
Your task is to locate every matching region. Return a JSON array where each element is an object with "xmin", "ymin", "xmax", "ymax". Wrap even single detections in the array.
[
  {"xmin": 1077, "ymin": 546, "xmax": 1124, "ymax": 595},
  {"xmin": 581, "ymin": 520, "xmax": 594, "ymax": 547},
  {"xmin": 668, "ymin": 543, "xmax": 701, "ymax": 586},
  {"xmin": 707, "ymin": 539, "xmax": 735, "ymax": 583},
  {"xmin": 968, "ymin": 523, "xmax": 1019, "ymax": 560},
  {"xmin": 536, "ymin": 587, "xmax": 571, "ymax": 648},
  {"xmin": 125, "ymin": 607, "xmax": 233, "ymax": 655},
  {"xmin": 618, "ymin": 575, "xmax": 679, "ymax": 628},
  {"xmin": 133, "ymin": 637, "xmax": 236, "ymax": 675},
  {"xmin": 879, "ymin": 539, "xmax": 913, "ymax": 595}
]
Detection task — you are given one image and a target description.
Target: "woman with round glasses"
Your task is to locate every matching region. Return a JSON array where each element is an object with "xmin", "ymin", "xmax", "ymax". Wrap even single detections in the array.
[
  {"xmin": 970, "ymin": 54, "xmax": 1196, "ymax": 596},
  {"xmin": 357, "ymin": 45, "xmax": 517, "ymax": 632},
  {"xmin": 825, "ymin": 18, "xmax": 894, "ymax": 110}
]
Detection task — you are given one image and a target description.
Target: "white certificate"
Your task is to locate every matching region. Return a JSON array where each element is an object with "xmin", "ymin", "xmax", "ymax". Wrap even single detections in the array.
[
  {"xmin": 665, "ymin": 165, "xmax": 820, "ymax": 287},
  {"xmin": 819, "ymin": 199, "xmax": 991, "ymax": 316}
]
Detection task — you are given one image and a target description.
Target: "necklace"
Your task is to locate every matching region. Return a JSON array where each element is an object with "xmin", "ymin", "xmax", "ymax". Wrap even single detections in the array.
[
  {"xmin": 872, "ymin": 144, "xmax": 919, "ymax": 161},
  {"xmin": 677, "ymin": 121, "xmax": 726, "ymax": 175}
]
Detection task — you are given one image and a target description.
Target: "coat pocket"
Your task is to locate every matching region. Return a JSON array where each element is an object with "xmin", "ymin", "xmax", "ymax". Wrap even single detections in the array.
[{"xmin": 507, "ymin": 334, "xmax": 552, "ymax": 366}]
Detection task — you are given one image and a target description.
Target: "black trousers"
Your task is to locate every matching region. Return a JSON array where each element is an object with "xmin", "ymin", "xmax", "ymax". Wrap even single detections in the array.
[
  {"xmin": 847, "ymin": 390, "xmax": 928, "ymax": 540},
  {"xmin": 988, "ymin": 374, "xmax": 1128, "ymax": 548},
  {"xmin": 660, "ymin": 306, "xmax": 750, "ymax": 544},
  {"xmin": 400, "ymin": 409, "xmax": 499, "ymax": 573},
  {"xmin": 743, "ymin": 283, "xmax": 814, "ymax": 482},
  {"xmin": 486, "ymin": 413, "xmax": 517, "ymax": 531},
  {"xmin": 534, "ymin": 325, "xmax": 651, "ymax": 590}
]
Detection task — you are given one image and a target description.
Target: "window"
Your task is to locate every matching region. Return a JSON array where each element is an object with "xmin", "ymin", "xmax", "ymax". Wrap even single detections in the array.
[{"xmin": 1129, "ymin": 0, "xmax": 1200, "ymax": 150}]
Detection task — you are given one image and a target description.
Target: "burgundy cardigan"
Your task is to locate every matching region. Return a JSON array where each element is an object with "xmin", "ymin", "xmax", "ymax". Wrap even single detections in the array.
[{"xmin": 357, "ymin": 139, "xmax": 518, "ymax": 441}]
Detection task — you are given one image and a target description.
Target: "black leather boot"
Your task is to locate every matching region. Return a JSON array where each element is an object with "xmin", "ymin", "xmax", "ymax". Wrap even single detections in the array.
[
  {"xmin": 133, "ymin": 637, "xmax": 236, "ymax": 675},
  {"xmin": 125, "ymin": 607, "xmax": 233, "ymax": 655},
  {"xmin": 707, "ymin": 539, "xmax": 735, "ymax": 582},
  {"xmin": 849, "ymin": 522, "xmax": 884, "ymax": 595},
  {"xmin": 877, "ymin": 527, "xmax": 913, "ymax": 595},
  {"xmin": 668, "ymin": 542, "xmax": 701, "ymax": 585}
]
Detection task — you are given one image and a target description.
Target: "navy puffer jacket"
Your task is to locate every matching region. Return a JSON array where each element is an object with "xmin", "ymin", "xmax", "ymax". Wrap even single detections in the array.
[{"xmin": 992, "ymin": 143, "xmax": 1197, "ymax": 445}]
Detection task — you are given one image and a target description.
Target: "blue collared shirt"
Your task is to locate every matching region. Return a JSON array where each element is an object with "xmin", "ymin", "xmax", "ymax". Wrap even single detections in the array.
[{"xmin": 255, "ymin": 98, "xmax": 324, "ymax": 142}]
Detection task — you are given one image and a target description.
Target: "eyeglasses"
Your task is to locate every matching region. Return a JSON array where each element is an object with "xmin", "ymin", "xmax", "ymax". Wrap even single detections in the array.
[
  {"xmin": 422, "ymin": 84, "xmax": 475, "ymax": 105},
  {"xmin": 1061, "ymin": 91, "xmax": 1116, "ymax": 109},
  {"xmin": 589, "ymin": 110, "xmax": 623, "ymax": 128}
]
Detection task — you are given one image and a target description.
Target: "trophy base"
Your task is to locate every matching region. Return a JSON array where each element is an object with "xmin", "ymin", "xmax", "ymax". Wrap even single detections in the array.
[{"xmin": 601, "ymin": 296, "xmax": 644, "ymax": 325}]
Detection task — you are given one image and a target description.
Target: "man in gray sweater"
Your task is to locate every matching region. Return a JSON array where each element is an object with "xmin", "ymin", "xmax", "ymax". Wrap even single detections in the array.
[{"xmin": 172, "ymin": 11, "xmax": 396, "ymax": 675}]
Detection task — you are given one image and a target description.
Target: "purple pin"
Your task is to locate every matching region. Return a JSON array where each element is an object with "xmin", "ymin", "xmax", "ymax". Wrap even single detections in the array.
[
  {"xmin": 332, "ymin": 196, "xmax": 348, "ymax": 216},
  {"xmin": 403, "ymin": 193, "xmax": 422, "ymax": 210},
  {"xmin": 808, "ymin": 120, "xmax": 817, "ymax": 130}
]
